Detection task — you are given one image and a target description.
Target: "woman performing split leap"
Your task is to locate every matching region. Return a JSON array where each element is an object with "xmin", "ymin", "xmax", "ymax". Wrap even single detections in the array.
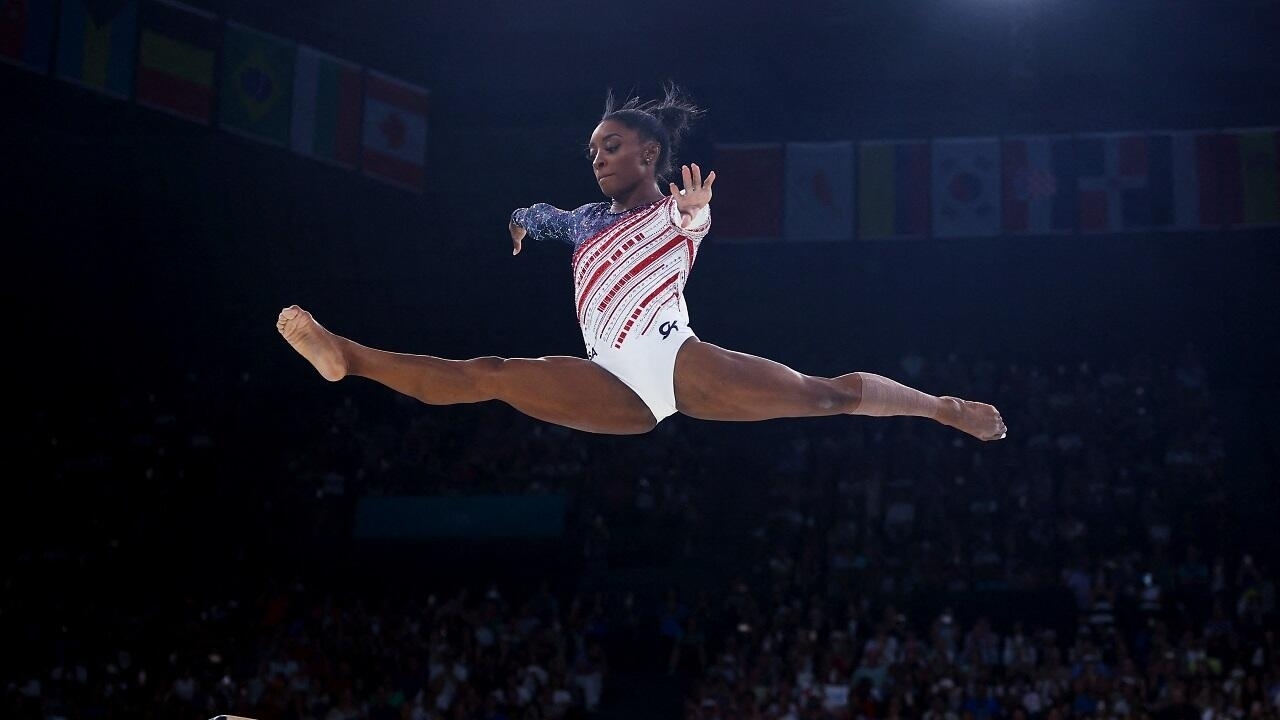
[{"xmin": 277, "ymin": 84, "xmax": 1007, "ymax": 441}]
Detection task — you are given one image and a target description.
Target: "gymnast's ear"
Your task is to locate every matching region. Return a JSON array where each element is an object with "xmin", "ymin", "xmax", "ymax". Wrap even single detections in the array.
[{"xmin": 642, "ymin": 141, "xmax": 662, "ymax": 165}]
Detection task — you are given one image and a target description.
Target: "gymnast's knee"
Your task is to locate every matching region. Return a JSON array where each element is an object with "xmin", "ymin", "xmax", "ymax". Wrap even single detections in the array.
[
  {"xmin": 816, "ymin": 378, "xmax": 860, "ymax": 414},
  {"xmin": 466, "ymin": 355, "xmax": 511, "ymax": 396}
]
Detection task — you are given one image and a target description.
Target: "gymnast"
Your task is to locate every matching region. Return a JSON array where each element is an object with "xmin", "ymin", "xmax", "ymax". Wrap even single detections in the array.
[{"xmin": 277, "ymin": 84, "xmax": 1006, "ymax": 441}]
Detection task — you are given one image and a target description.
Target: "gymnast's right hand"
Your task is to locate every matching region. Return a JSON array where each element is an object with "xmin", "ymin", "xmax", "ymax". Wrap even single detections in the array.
[{"xmin": 509, "ymin": 221, "xmax": 526, "ymax": 255}]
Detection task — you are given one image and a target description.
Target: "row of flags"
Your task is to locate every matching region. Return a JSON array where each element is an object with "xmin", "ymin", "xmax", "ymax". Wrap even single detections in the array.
[
  {"xmin": 711, "ymin": 130, "xmax": 1280, "ymax": 241},
  {"xmin": 1, "ymin": 0, "xmax": 429, "ymax": 192}
]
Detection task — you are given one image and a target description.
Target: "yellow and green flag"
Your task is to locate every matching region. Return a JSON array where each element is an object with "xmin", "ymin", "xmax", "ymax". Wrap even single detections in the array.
[
  {"xmin": 218, "ymin": 20, "xmax": 294, "ymax": 146},
  {"xmin": 55, "ymin": 0, "xmax": 138, "ymax": 99}
]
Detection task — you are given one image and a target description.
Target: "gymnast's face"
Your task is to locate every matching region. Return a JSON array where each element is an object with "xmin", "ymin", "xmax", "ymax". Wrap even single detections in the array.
[{"xmin": 587, "ymin": 119, "xmax": 658, "ymax": 199}]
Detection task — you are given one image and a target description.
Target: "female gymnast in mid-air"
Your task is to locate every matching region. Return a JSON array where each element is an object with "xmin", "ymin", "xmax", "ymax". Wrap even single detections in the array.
[{"xmin": 276, "ymin": 84, "xmax": 1006, "ymax": 441}]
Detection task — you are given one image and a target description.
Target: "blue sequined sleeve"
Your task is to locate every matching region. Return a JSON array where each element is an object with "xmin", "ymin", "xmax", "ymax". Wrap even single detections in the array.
[{"xmin": 510, "ymin": 203, "xmax": 574, "ymax": 246}]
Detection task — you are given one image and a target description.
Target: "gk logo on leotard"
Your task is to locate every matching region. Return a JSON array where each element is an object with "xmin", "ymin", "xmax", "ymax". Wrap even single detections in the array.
[
  {"xmin": 586, "ymin": 347, "xmax": 598, "ymax": 360},
  {"xmin": 659, "ymin": 321, "xmax": 679, "ymax": 339}
]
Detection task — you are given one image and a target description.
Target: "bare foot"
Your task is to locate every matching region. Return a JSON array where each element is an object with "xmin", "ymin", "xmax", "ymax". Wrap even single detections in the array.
[
  {"xmin": 937, "ymin": 396, "xmax": 1007, "ymax": 441},
  {"xmin": 276, "ymin": 305, "xmax": 348, "ymax": 381}
]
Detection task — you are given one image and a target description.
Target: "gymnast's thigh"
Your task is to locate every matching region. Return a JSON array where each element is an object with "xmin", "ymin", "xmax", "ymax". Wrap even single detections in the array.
[
  {"xmin": 491, "ymin": 355, "xmax": 659, "ymax": 435},
  {"xmin": 673, "ymin": 339, "xmax": 852, "ymax": 421}
]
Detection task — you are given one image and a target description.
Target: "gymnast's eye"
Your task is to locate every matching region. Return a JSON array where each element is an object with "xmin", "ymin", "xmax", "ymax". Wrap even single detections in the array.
[{"xmin": 585, "ymin": 145, "xmax": 619, "ymax": 159}]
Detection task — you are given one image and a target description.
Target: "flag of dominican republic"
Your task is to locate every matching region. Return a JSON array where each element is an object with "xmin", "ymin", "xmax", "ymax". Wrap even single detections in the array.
[
  {"xmin": 1002, "ymin": 134, "xmax": 1077, "ymax": 235},
  {"xmin": 1076, "ymin": 132, "xmax": 1152, "ymax": 233},
  {"xmin": 135, "ymin": 0, "xmax": 219, "ymax": 124},
  {"xmin": 1, "ymin": 0, "xmax": 57, "ymax": 72},
  {"xmin": 784, "ymin": 141, "xmax": 854, "ymax": 242},
  {"xmin": 291, "ymin": 45, "xmax": 362, "ymax": 169},
  {"xmin": 1145, "ymin": 130, "xmax": 1229, "ymax": 231},
  {"xmin": 931, "ymin": 136, "xmax": 1001, "ymax": 238},
  {"xmin": 1222, "ymin": 127, "xmax": 1280, "ymax": 228},
  {"xmin": 218, "ymin": 21, "xmax": 295, "ymax": 146},
  {"xmin": 362, "ymin": 70, "xmax": 429, "ymax": 192},
  {"xmin": 708, "ymin": 142, "xmax": 784, "ymax": 242},
  {"xmin": 55, "ymin": 0, "xmax": 138, "ymax": 99},
  {"xmin": 857, "ymin": 139, "xmax": 929, "ymax": 240}
]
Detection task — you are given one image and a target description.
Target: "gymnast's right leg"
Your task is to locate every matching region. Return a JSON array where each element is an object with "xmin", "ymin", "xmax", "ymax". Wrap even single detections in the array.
[{"xmin": 276, "ymin": 305, "xmax": 658, "ymax": 435}]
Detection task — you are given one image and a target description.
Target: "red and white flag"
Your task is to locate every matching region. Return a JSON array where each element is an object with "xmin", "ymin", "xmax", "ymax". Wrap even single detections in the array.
[
  {"xmin": 931, "ymin": 136, "xmax": 1000, "ymax": 238},
  {"xmin": 361, "ymin": 70, "xmax": 428, "ymax": 192}
]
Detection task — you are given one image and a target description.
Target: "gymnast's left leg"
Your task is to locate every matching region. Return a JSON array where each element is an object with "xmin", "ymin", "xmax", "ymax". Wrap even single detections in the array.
[{"xmin": 672, "ymin": 339, "xmax": 1007, "ymax": 441}]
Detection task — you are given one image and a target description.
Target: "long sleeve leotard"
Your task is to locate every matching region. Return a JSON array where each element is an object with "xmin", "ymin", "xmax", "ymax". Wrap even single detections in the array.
[{"xmin": 511, "ymin": 196, "xmax": 710, "ymax": 358}]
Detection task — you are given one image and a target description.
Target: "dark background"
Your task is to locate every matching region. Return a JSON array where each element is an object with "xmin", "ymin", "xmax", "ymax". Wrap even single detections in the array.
[
  {"xmin": 3, "ymin": 0, "xmax": 1280, "ymax": 715},
  {"xmin": 6, "ymin": 0, "xmax": 1278, "ymax": 511}
]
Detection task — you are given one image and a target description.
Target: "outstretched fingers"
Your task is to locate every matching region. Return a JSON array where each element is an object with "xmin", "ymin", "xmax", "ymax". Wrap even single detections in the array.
[
  {"xmin": 670, "ymin": 164, "xmax": 717, "ymax": 195},
  {"xmin": 684, "ymin": 163, "xmax": 714, "ymax": 192}
]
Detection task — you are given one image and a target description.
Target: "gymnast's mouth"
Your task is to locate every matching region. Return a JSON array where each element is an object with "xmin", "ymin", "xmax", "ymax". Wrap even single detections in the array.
[{"xmin": 596, "ymin": 174, "xmax": 614, "ymax": 182}]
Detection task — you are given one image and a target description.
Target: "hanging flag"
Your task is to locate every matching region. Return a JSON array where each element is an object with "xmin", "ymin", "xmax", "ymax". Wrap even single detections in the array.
[
  {"xmin": 783, "ymin": 141, "xmax": 854, "ymax": 242},
  {"xmin": 1146, "ymin": 130, "xmax": 1228, "ymax": 231},
  {"xmin": 291, "ymin": 45, "xmax": 362, "ymax": 169},
  {"xmin": 135, "ymin": 0, "xmax": 219, "ymax": 124},
  {"xmin": 55, "ymin": 0, "xmax": 138, "ymax": 99},
  {"xmin": 708, "ymin": 143, "xmax": 783, "ymax": 242},
  {"xmin": 218, "ymin": 21, "xmax": 295, "ymax": 146},
  {"xmin": 1076, "ymin": 132, "xmax": 1152, "ymax": 233},
  {"xmin": 857, "ymin": 139, "xmax": 929, "ymax": 240},
  {"xmin": 1222, "ymin": 127, "xmax": 1280, "ymax": 227},
  {"xmin": 361, "ymin": 70, "xmax": 429, "ymax": 192},
  {"xmin": 1002, "ymin": 134, "xmax": 1077, "ymax": 235},
  {"xmin": 931, "ymin": 137, "xmax": 1001, "ymax": 238},
  {"xmin": 1, "ymin": 0, "xmax": 57, "ymax": 73}
]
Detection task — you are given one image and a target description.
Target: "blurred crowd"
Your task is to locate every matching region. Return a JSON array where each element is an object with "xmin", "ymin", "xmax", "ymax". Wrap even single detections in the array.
[
  {"xmin": 670, "ymin": 549, "xmax": 1277, "ymax": 719},
  {"xmin": 5, "ymin": 576, "xmax": 609, "ymax": 720},
  {"xmin": 6, "ymin": 343, "xmax": 1279, "ymax": 719}
]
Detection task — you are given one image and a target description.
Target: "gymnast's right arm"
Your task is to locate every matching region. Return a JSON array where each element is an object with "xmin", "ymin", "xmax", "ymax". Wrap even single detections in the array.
[{"xmin": 509, "ymin": 203, "xmax": 574, "ymax": 255}]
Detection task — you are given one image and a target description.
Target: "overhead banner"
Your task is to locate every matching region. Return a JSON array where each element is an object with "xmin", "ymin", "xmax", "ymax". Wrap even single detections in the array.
[
  {"xmin": 857, "ymin": 139, "xmax": 930, "ymax": 240},
  {"xmin": 361, "ymin": 70, "xmax": 429, "ymax": 192},
  {"xmin": 784, "ymin": 141, "xmax": 854, "ymax": 242},
  {"xmin": 1076, "ymin": 132, "xmax": 1152, "ymax": 233},
  {"xmin": 291, "ymin": 44, "xmax": 363, "ymax": 169},
  {"xmin": 135, "ymin": 0, "xmax": 219, "ymax": 124},
  {"xmin": 218, "ymin": 21, "xmax": 295, "ymax": 146},
  {"xmin": 932, "ymin": 136, "xmax": 1001, "ymax": 238},
  {"xmin": 1, "ymin": 0, "xmax": 58, "ymax": 73},
  {"xmin": 1001, "ymin": 134, "xmax": 1077, "ymax": 236},
  {"xmin": 709, "ymin": 142, "xmax": 784, "ymax": 242},
  {"xmin": 55, "ymin": 0, "xmax": 138, "ymax": 99},
  {"xmin": 1146, "ymin": 130, "xmax": 1228, "ymax": 231},
  {"xmin": 1223, "ymin": 127, "xmax": 1280, "ymax": 228}
]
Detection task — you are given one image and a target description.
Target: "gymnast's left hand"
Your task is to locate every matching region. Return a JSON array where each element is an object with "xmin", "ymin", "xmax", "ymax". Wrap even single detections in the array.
[{"xmin": 670, "ymin": 163, "xmax": 715, "ymax": 228}]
